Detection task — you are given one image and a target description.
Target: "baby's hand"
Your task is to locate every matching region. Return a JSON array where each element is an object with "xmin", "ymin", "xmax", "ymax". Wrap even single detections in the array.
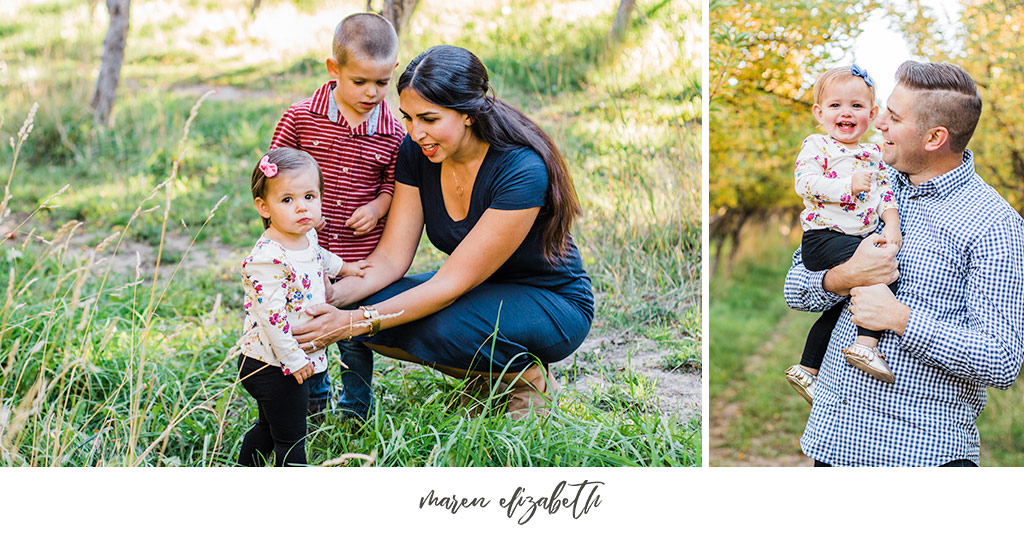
[
  {"xmin": 881, "ymin": 225, "xmax": 902, "ymax": 250},
  {"xmin": 347, "ymin": 204, "xmax": 381, "ymax": 236},
  {"xmin": 323, "ymin": 274, "xmax": 336, "ymax": 305},
  {"xmin": 292, "ymin": 362, "xmax": 315, "ymax": 385},
  {"xmin": 315, "ymin": 216, "xmax": 328, "ymax": 232},
  {"xmin": 851, "ymin": 171, "xmax": 875, "ymax": 196},
  {"xmin": 340, "ymin": 259, "xmax": 372, "ymax": 278}
]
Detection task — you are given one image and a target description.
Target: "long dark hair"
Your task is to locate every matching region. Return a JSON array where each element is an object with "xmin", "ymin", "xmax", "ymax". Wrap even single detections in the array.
[{"xmin": 397, "ymin": 45, "xmax": 582, "ymax": 262}]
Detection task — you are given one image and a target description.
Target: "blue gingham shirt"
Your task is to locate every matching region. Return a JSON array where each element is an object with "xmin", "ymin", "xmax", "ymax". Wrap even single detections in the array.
[{"xmin": 784, "ymin": 150, "xmax": 1024, "ymax": 466}]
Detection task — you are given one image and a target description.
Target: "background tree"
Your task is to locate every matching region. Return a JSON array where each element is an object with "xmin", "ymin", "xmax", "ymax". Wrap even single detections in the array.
[
  {"xmin": 90, "ymin": 0, "xmax": 131, "ymax": 127},
  {"xmin": 611, "ymin": 0, "xmax": 638, "ymax": 39},
  {"xmin": 369, "ymin": 0, "xmax": 421, "ymax": 37},
  {"xmin": 896, "ymin": 0, "xmax": 1024, "ymax": 210},
  {"xmin": 709, "ymin": 0, "xmax": 876, "ymax": 271}
]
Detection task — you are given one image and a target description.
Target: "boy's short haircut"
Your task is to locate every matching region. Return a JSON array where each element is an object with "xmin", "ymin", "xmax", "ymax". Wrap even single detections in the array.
[
  {"xmin": 333, "ymin": 13, "xmax": 399, "ymax": 67},
  {"xmin": 894, "ymin": 60, "xmax": 982, "ymax": 154},
  {"xmin": 812, "ymin": 66, "xmax": 876, "ymax": 106}
]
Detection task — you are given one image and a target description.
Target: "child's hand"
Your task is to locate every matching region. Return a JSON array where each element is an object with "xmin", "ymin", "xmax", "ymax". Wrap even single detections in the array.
[
  {"xmin": 292, "ymin": 362, "xmax": 315, "ymax": 385},
  {"xmin": 881, "ymin": 224, "xmax": 902, "ymax": 250},
  {"xmin": 851, "ymin": 171, "xmax": 875, "ymax": 196},
  {"xmin": 340, "ymin": 259, "xmax": 372, "ymax": 278},
  {"xmin": 323, "ymin": 274, "xmax": 336, "ymax": 305},
  {"xmin": 314, "ymin": 216, "xmax": 328, "ymax": 232},
  {"xmin": 347, "ymin": 204, "xmax": 381, "ymax": 236}
]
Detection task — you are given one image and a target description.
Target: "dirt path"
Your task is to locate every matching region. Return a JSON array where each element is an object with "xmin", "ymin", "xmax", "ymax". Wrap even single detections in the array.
[
  {"xmin": 567, "ymin": 331, "xmax": 701, "ymax": 423},
  {"xmin": 709, "ymin": 313, "xmax": 810, "ymax": 467}
]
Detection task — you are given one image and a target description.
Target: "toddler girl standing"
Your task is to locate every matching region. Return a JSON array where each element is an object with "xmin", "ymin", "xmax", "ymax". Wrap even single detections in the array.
[
  {"xmin": 785, "ymin": 65, "xmax": 902, "ymax": 403},
  {"xmin": 237, "ymin": 147, "xmax": 367, "ymax": 466}
]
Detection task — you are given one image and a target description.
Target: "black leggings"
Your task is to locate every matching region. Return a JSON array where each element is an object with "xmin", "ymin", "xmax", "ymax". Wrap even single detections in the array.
[
  {"xmin": 237, "ymin": 356, "xmax": 309, "ymax": 467},
  {"xmin": 800, "ymin": 229, "xmax": 899, "ymax": 370}
]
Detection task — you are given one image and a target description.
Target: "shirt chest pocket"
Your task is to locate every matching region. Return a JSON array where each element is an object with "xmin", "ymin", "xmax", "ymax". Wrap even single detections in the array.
[
  {"xmin": 358, "ymin": 145, "xmax": 390, "ymax": 180},
  {"xmin": 298, "ymin": 133, "xmax": 337, "ymax": 162}
]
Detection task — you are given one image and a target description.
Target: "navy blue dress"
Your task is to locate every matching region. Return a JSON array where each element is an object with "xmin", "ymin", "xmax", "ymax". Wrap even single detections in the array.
[{"xmin": 359, "ymin": 136, "xmax": 594, "ymax": 373}]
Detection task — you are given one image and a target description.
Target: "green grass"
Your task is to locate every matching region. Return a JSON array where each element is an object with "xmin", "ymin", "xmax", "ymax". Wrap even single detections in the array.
[
  {"xmin": 709, "ymin": 230, "xmax": 811, "ymax": 464},
  {"xmin": 0, "ymin": 0, "xmax": 700, "ymax": 467},
  {"xmin": 977, "ymin": 380, "xmax": 1024, "ymax": 466},
  {"xmin": 711, "ymin": 227, "xmax": 1024, "ymax": 466}
]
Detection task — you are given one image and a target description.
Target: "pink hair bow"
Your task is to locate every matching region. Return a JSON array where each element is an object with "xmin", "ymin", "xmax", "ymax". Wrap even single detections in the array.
[{"xmin": 259, "ymin": 155, "xmax": 278, "ymax": 177}]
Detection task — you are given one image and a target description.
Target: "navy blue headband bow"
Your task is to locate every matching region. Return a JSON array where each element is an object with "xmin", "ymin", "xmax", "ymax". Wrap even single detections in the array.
[{"xmin": 850, "ymin": 64, "xmax": 874, "ymax": 88}]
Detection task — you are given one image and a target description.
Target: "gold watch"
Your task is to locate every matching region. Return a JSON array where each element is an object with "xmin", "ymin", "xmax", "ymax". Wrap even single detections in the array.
[{"xmin": 360, "ymin": 305, "xmax": 381, "ymax": 336}]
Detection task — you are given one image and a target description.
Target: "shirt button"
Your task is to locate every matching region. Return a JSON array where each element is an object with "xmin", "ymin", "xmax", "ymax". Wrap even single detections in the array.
[
  {"xmin": 332, "ymin": 234, "xmax": 338, "ymax": 239},
  {"xmin": 313, "ymin": 140, "xmax": 319, "ymax": 146},
  {"xmin": 842, "ymin": 399, "xmax": 848, "ymax": 405},
  {"xmin": 343, "ymin": 167, "xmax": 349, "ymax": 173}
]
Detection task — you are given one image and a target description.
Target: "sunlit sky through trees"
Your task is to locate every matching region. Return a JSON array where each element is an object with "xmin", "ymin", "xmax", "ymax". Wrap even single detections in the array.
[{"xmin": 846, "ymin": 0, "xmax": 963, "ymax": 143}]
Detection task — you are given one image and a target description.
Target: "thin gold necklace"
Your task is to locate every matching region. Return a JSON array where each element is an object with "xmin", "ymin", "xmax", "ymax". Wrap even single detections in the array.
[{"xmin": 449, "ymin": 166, "xmax": 465, "ymax": 197}]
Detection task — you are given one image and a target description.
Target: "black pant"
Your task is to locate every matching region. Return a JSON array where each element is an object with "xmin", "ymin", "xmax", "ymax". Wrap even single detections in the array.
[
  {"xmin": 800, "ymin": 229, "xmax": 899, "ymax": 370},
  {"xmin": 237, "ymin": 356, "xmax": 309, "ymax": 467},
  {"xmin": 814, "ymin": 459, "xmax": 976, "ymax": 467}
]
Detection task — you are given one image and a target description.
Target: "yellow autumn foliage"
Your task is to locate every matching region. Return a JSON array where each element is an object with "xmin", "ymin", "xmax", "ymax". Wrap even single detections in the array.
[{"xmin": 710, "ymin": 0, "xmax": 1024, "ymax": 251}]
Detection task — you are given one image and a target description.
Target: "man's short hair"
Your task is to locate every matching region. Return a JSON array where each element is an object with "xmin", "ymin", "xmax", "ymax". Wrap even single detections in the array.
[
  {"xmin": 333, "ymin": 13, "xmax": 399, "ymax": 67},
  {"xmin": 895, "ymin": 61, "xmax": 982, "ymax": 153}
]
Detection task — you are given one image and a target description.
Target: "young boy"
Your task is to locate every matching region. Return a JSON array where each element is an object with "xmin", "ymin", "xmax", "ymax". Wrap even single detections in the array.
[{"xmin": 269, "ymin": 12, "xmax": 405, "ymax": 420}]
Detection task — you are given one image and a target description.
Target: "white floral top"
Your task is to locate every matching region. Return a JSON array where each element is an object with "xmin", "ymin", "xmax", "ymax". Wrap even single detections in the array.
[
  {"xmin": 795, "ymin": 134, "xmax": 898, "ymax": 234},
  {"xmin": 239, "ymin": 229, "xmax": 345, "ymax": 376}
]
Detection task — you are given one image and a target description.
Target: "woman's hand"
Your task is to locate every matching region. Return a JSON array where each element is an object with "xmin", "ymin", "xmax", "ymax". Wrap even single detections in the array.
[{"xmin": 292, "ymin": 303, "xmax": 367, "ymax": 351}]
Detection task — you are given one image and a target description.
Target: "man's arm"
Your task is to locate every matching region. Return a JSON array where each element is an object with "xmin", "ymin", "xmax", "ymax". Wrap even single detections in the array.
[
  {"xmin": 852, "ymin": 216, "xmax": 1024, "ymax": 388},
  {"xmin": 901, "ymin": 217, "xmax": 1024, "ymax": 388},
  {"xmin": 821, "ymin": 234, "xmax": 900, "ymax": 296},
  {"xmin": 784, "ymin": 234, "xmax": 899, "ymax": 311},
  {"xmin": 783, "ymin": 246, "xmax": 845, "ymax": 313}
]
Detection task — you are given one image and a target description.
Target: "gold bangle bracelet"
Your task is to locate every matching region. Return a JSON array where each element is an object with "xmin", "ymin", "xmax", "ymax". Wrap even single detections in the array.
[
  {"xmin": 348, "ymin": 310, "xmax": 353, "ymax": 341},
  {"xmin": 360, "ymin": 305, "xmax": 381, "ymax": 336}
]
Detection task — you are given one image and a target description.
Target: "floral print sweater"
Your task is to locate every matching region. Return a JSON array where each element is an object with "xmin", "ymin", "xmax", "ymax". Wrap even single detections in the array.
[
  {"xmin": 795, "ymin": 134, "xmax": 898, "ymax": 235},
  {"xmin": 240, "ymin": 229, "xmax": 345, "ymax": 375}
]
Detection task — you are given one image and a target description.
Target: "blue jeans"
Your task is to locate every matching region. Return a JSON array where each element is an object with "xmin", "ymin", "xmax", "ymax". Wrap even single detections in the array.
[{"xmin": 307, "ymin": 338, "xmax": 374, "ymax": 419}]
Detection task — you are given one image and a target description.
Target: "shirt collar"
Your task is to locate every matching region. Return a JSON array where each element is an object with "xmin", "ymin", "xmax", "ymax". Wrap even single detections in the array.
[
  {"xmin": 327, "ymin": 87, "xmax": 380, "ymax": 135},
  {"xmin": 893, "ymin": 149, "xmax": 975, "ymax": 199},
  {"xmin": 308, "ymin": 80, "xmax": 399, "ymax": 136},
  {"xmin": 308, "ymin": 81, "xmax": 335, "ymax": 118}
]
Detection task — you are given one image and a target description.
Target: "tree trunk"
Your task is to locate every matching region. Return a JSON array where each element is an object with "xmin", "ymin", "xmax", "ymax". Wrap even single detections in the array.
[
  {"xmin": 91, "ymin": 0, "xmax": 131, "ymax": 128},
  {"xmin": 610, "ymin": 0, "xmax": 637, "ymax": 39},
  {"xmin": 376, "ymin": 0, "xmax": 420, "ymax": 37}
]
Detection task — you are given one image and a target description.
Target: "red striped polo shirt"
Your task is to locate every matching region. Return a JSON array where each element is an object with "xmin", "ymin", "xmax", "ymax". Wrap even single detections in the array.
[{"xmin": 270, "ymin": 81, "xmax": 406, "ymax": 261}]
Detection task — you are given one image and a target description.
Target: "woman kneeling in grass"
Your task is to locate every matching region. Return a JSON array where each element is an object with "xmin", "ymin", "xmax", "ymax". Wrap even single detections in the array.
[{"xmin": 291, "ymin": 45, "xmax": 593, "ymax": 419}]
